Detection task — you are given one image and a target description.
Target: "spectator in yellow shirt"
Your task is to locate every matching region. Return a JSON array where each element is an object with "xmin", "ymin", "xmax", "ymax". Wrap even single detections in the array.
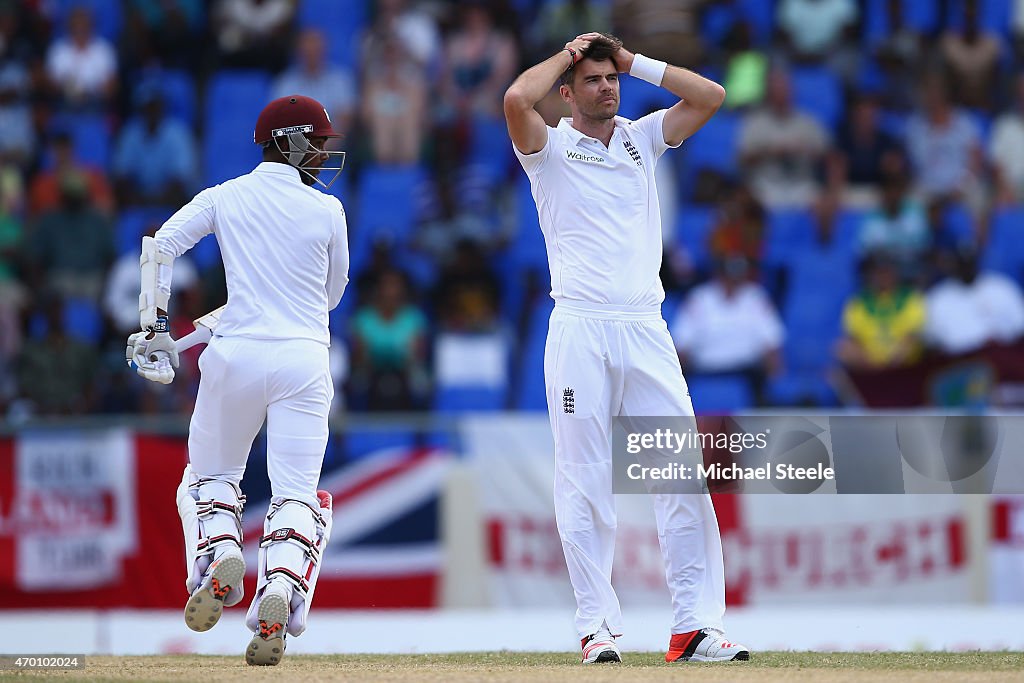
[{"xmin": 837, "ymin": 252, "xmax": 926, "ymax": 368}]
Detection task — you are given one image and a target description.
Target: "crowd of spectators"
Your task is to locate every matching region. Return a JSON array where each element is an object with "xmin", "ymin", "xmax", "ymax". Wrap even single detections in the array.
[{"xmin": 1, "ymin": 0, "xmax": 1024, "ymax": 419}]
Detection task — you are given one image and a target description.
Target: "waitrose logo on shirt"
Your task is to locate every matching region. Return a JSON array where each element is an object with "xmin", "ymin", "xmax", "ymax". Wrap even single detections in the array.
[{"xmin": 566, "ymin": 150, "xmax": 605, "ymax": 163}]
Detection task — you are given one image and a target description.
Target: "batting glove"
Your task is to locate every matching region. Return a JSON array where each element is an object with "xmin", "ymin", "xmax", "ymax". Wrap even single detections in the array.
[{"xmin": 126, "ymin": 316, "xmax": 179, "ymax": 384}]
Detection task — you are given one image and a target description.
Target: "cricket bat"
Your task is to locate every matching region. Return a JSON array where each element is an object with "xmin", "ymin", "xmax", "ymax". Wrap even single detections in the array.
[{"xmin": 174, "ymin": 305, "xmax": 226, "ymax": 353}]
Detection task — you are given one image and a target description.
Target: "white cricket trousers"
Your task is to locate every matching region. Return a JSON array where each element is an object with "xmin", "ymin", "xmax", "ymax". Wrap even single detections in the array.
[
  {"xmin": 545, "ymin": 301, "xmax": 726, "ymax": 639},
  {"xmin": 188, "ymin": 335, "xmax": 333, "ymax": 509}
]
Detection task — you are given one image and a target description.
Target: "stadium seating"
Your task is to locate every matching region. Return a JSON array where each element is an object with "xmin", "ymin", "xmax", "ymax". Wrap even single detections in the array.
[
  {"xmin": 48, "ymin": 113, "xmax": 112, "ymax": 171},
  {"xmin": 684, "ymin": 110, "xmax": 741, "ymax": 178},
  {"xmin": 467, "ymin": 115, "xmax": 514, "ymax": 182},
  {"xmin": 202, "ymin": 70, "xmax": 271, "ymax": 186},
  {"xmin": 63, "ymin": 297, "xmax": 104, "ymax": 345},
  {"xmin": 434, "ymin": 385, "xmax": 506, "ymax": 412},
  {"xmin": 737, "ymin": 0, "xmax": 776, "ymax": 45},
  {"xmin": 160, "ymin": 70, "xmax": 198, "ymax": 126},
  {"xmin": 675, "ymin": 205, "xmax": 717, "ymax": 275},
  {"xmin": 349, "ymin": 164, "xmax": 426, "ymax": 276},
  {"xmin": 115, "ymin": 206, "xmax": 176, "ymax": 255},
  {"xmin": 763, "ymin": 209, "xmax": 815, "ymax": 269},
  {"xmin": 774, "ymin": 247, "xmax": 853, "ymax": 406},
  {"xmin": 514, "ymin": 296, "xmax": 554, "ymax": 411},
  {"xmin": 618, "ymin": 75, "xmax": 678, "ymax": 121},
  {"xmin": 864, "ymin": 0, "xmax": 940, "ymax": 44},
  {"xmin": 297, "ymin": 0, "xmax": 366, "ymax": 69},
  {"xmin": 791, "ymin": 66, "xmax": 844, "ymax": 131},
  {"xmin": 686, "ymin": 375, "xmax": 755, "ymax": 414},
  {"xmin": 945, "ymin": 0, "xmax": 1012, "ymax": 36},
  {"xmin": 510, "ymin": 175, "xmax": 548, "ymax": 271},
  {"xmin": 52, "ymin": 0, "xmax": 123, "ymax": 40},
  {"xmin": 982, "ymin": 205, "xmax": 1024, "ymax": 285}
]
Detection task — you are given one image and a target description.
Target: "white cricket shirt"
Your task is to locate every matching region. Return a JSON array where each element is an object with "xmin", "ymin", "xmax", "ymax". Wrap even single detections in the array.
[
  {"xmin": 153, "ymin": 162, "xmax": 349, "ymax": 346},
  {"xmin": 513, "ymin": 111, "xmax": 679, "ymax": 308}
]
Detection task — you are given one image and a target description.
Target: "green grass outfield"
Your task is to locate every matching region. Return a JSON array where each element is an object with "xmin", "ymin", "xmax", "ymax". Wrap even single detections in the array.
[{"xmin": 2, "ymin": 652, "xmax": 1022, "ymax": 682}]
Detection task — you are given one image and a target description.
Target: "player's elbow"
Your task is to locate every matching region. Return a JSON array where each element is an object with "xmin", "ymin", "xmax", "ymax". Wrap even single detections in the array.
[
  {"xmin": 707, "ymin": 83, "xmax": 726, "ymax": 111},
  {"xmin": 503, "ymin": 87, "xmax": 529, "ymax": 118}
]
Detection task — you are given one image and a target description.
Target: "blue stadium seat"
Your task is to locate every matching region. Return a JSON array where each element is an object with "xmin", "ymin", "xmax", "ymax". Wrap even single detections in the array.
[
  {"xmin": 783, "ymin": 283, "xmax": 849, "ymax": 335},
  {"xmin": 864, "ymin": 0, "xmax": 939, "ymax": 44},
  {"xmin": 966, "ymin": 110, "xmax": 994, "ymax": 146},
  {"xmin": 780, "ymin": 249, "xmax": 854, "ymax": 379},
  {"xmin": 189, "ymin": 235, "xmax": 222, "ymax": 271},
  {"xmin": 764, "ymin": 209, "xmax": 815, "ymax": 268},
  {"xmin": 618, "ymin": 75, "xmax": 678, "ymax": 121},
  {"xmin": 297, "ymin": 0, "xmax": 366, "ymax": 69},
  {"xmin": 768, "ymin": 372, "xmax": 838, "ymax": 407},
  {"xmin": 514, "ymin": 296, "xmax": 554, "ymax": 411},
  {"xmin": 434, "ymin": 385, "xmax": 506, "ymax": 413},
  {"xmin": 684, "ymin": 110, "xmax": 740, "ymax": 177},
  {"xmin": 662, "ymin": 292, "xmax": 683, "ymax": 323},
  {"xmin": 63, "ymin": 297, "xmax": 104, "ymax": 345},
  {"xmin": 349, "ymin": 164, "xmax": 425, "ymax": 274},
  {"xmin": 783, "ymin": 332, "xmax": 837, "ymax": 374},
  {"xmin": 982, "ymin": 205, "xmax": 1024, "ymax": 285},
  {"xmin": 203, "ymin": 70, "xmax": 271, "ymax": 186},
  {"xmin": 737, "ymin": 0, "xmax": 775, "ymax": 45},
  {"xmin": 878, "ymin": 110, "xmax": 908, "ymax": 139},
  {"xmin": 946, "ymin": 0, "xmax": 1012, "ymax": 36},
  {"xmin": 160, "ymin": 70, "xmax": 197, "ymax": 126},
  {"xmin": 53, "ymin": 0, "xmax": 122, "ymax": 40},
  {"xmin": 686, "ymin": 375, "xmax": 754, "ymax": 415},
  {"xmin": 791, "ymin": 66, "xmax": 843, "ymax": 131},
  {"xmin": 510, "ymin": 175, "xmax": 548, "ymax": 271},
  {"xmin": 701, "ymin": 3, "xmax": 741, "ymax": 46},
  {"xmin": 939, "ymin": 202, "xmax": 975, "ymax": 247},
  {"xmin": 778, "ymin": 248, "xmax": 851, "ymax": 350},
  {"xmin": 675, "ymin": 205, "xmax": 717, "ymax": 274},
  {"xmin": 50, "ymin": 114, "xmax": 111, "ymax": 170},
  {"xmin": 468, "ymin": 115, "xmax": 514, "ymax": 181},
  {"xmin": 115, "ymin": 206, "xmax": 175, "ymax": 254},
  {"xmin": 833, "ymin": 208, "xmax": 867, "ymax": 253}
]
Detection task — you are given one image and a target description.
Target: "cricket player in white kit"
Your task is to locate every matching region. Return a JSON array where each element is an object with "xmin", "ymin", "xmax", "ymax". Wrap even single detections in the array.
[
  {"xmin": 126, "ymin": 95, "xmax": 348, "ymax": 666},
  {"xmin": 504, "ymin": 33, "xmax": 749, "ymax": 663}
]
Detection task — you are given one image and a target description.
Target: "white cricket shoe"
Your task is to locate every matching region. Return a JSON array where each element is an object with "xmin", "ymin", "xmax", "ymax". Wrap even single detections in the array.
[
  {"xmin": 581, "ymin": 627, "xmax": 621, "ymax": 664},
  {"xmin": 184, "ymin": 551, "xmax": 245, "ymax": 633},
  {"xmin": 246, "ymin": 582, "xmax": 291, "ymax": 666},
  {"xmin": 666, "ymin": 628, "xmax": 749, "ymax": 662}
]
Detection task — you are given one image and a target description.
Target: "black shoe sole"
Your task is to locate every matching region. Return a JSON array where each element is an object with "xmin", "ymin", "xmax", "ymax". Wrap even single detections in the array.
[{"xmin": 594, "ymin": 651, "xmax": 621, "ymax": 663}]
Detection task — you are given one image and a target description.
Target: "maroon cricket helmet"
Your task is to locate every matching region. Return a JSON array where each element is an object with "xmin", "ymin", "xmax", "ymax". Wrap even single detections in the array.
[{"xmin": 254, "ymin": 95, "xmax": 339, "ymax": 145}]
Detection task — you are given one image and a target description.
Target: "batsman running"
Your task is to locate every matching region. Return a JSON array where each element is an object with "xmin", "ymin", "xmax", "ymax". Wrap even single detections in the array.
[
  {"xmin": 504, "ymin": 33, "xmax": 749, "ymax": 663},
  {"xmin": 126, "ymin": 95, "xmax": 349, "ymax": 665}
]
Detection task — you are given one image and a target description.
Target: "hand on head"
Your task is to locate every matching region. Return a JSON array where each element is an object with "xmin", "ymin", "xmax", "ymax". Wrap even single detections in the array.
[{"xmin": 565, "ymin": 33, "xmax": 632, "ymax": 72}]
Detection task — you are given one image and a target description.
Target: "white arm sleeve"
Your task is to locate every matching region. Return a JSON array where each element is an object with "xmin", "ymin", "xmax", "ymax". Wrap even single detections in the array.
[
  {"xmin": 325, "ymin": 198, "xmax": 350, "ymax": 311},
  {"xmin": 146, "ymin": 187, "xmax": 218, "ymax": 322}
]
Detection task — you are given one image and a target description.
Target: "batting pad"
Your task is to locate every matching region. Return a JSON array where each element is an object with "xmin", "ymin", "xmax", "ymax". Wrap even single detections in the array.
[{"xmin": 246, "ymin": 492, "xmax": 333, "ymax": 637}]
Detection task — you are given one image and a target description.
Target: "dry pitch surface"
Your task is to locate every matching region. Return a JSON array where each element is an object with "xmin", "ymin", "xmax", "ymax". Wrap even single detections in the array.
[{"xmin": 1, "ymin": 653, "xmax": 1022, "ymax": 683}]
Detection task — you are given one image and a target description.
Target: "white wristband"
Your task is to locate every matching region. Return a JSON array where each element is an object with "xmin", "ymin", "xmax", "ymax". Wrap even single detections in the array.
[{"xmin": 629, "ymin": 53, "xmax": 667, "ymax": 86}]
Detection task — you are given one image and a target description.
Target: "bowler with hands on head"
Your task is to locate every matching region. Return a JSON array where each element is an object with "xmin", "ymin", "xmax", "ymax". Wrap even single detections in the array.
[{"xmin": 504, "ymin": 32, "xmax": 749, "ymax": 664}]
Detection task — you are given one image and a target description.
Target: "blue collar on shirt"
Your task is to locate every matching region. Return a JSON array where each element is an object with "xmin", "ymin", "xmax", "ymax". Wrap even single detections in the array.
[{"xmin": 253, "ymin": 161, "xmax": 303, "ymax": 182}]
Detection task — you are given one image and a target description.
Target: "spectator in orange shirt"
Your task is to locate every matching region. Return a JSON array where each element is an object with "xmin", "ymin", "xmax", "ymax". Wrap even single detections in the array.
[{"xmin": 28, "ymin": 131, "xmax": 114, "ymax": 218}]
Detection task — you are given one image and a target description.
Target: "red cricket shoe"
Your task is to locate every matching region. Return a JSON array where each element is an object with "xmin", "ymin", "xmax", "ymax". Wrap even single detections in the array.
[{"xmin": 666, "ymin": 628, "xmax": 750, "ymax": 662}]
